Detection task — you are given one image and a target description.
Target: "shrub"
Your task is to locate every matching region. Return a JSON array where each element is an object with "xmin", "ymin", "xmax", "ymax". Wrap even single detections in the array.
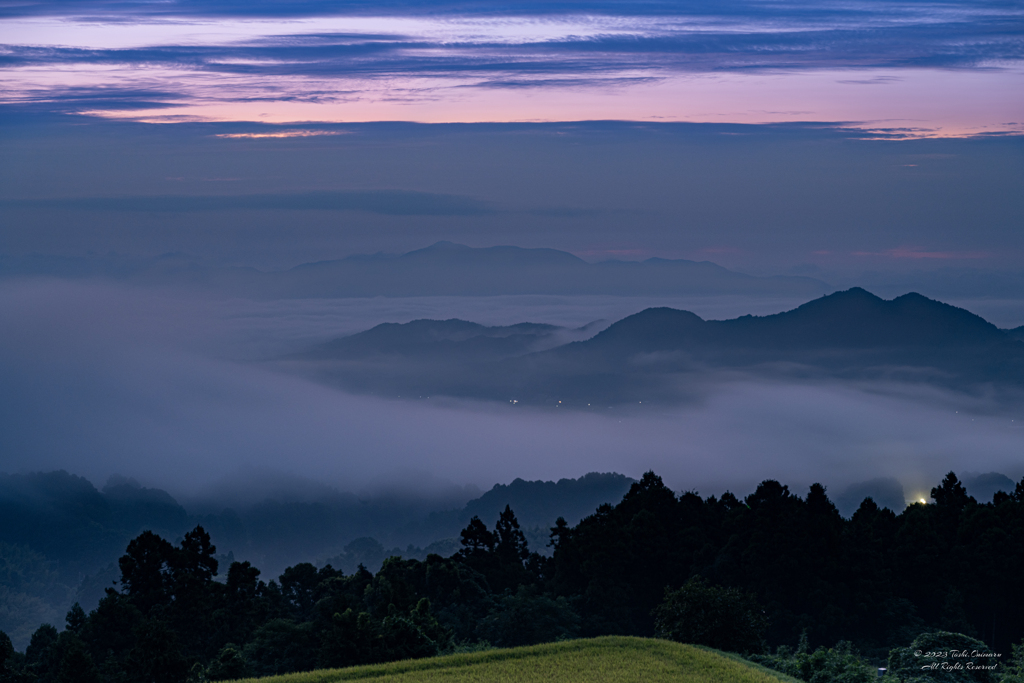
[
  {"xmin": 750, "ymin": 634, "xmax": 875, "ymax": 683},
  {"xmin": 652, "ymin": 576, "xmax": 767, "ymax": 654}
]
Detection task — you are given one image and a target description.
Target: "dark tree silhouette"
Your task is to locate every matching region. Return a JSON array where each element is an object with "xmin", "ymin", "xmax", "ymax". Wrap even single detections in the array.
[
  {"xmin": 459, "ymin": 516, "xmax": 495, "ymax": 554},
  {"xmin": 494, "ymin": 505, "xmax": 529, "ymax": 565},
  {"xmin": 118, "ymin": 531, "xmax": 175, "ymax": 610}
]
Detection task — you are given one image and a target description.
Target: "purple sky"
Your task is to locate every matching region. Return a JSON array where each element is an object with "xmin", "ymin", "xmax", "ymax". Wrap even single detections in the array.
[
  {"xmin": 1, "ymin": 0, "xmax": 1023, "ymax": 498},
  {"xmin": 1, "ymin": 0, "xmax": 1021, "ymax": 272},
  {"xmin": 1, "ymin": 1, "xmax": 1022, "ymax": 135}
]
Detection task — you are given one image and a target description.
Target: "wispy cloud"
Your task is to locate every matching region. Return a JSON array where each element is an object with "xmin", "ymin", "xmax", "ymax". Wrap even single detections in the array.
[
  {"xmin": 4, "ymin": 18, "xmax": 1022, "ymax": 74},
  {"xmin": 0, "ymin": 3, "xmax": 1021, "ymax": 129},
  {"xmin": 1, "ymin": 0, "xmax": 1019, "ymax": 23},
  {"xmin": 2, "ymin": 190, "xmax": 498, "ymax": 215}
]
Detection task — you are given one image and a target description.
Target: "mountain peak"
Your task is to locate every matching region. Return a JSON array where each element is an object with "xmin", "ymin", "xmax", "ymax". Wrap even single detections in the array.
[
  {"xmin": 416, "ymin": 241, "xmax": 469, "ymax": 252},
  {"xmin": 586, "ymin": 307, "xmax": 707, "ymax": 352},
  {"xmin": 723, "ymin": 287, "xmax": 1005, "ymax": 348},
  {"xmin": 799, "ymin": 286, "xmax": 883, "ymax": 308}
]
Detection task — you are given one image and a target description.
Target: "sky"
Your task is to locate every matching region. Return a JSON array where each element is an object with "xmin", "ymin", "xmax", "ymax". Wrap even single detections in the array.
[
  {"xmin": 1, "ymin": 0, "xmax": 1022, "ymax": 135},
  {"xmin": 0, "ymin": 0, "xmax": 1022, "ymax": 272},
  {"xmin": 1, "ymin": 0, "xmax": 1023, "ymax": 501},
  {"xmin": 2, "ymin": 120, "xmax": 1022, "ymax": 275}
]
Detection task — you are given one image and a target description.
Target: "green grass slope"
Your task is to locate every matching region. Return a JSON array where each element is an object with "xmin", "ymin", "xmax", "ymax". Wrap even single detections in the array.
[{"xmin": 226, "ymin": 636, "xmax": 800, "ymax": 683}]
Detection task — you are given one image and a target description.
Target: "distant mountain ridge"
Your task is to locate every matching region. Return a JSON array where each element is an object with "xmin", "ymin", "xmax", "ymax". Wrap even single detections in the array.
[
  {"xmin": 306, "ymin": 320, "xmax": 564, "ymax": 361},
  {"xmin": 0, "ymin": 242, "xmax": 831, "ymax": 298},
  {"xmin": 287, "ymin": 288, "xmax": 1024, "ymax": 404},
  {"xmin": 460, "ymin": 472, "xmax": 635, "ymax": 529},
  {"xmin": 299, "ymin": 318, "xmax": 606, "ymax": 365},
  {"xmin": 577, "ymin": 287, "xmax": 1007, "ymax": 354},
  {"xmin": 280, "ymin": 241, "xmax": 832, "ymax": 298}
]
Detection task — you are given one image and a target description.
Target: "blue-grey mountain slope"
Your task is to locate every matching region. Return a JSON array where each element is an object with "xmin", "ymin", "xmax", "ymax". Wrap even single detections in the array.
[
  {"xmin": 286, "ymin": 288, "xmax": 1024, "ymax": 405},
  {"xmin": 0, "ymin": 242, "xmax": 830, "ymax": 298}
]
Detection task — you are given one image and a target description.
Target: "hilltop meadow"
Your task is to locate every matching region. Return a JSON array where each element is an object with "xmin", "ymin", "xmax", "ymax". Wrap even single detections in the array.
[{"xmin": 219, "ymin": 637, "xmax": 800, "ymax": 683}]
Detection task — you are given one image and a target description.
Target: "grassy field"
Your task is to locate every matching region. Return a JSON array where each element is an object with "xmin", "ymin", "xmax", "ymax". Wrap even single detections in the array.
[{"xmin": 224, "ymin": 636, "xmax": 800, "ymax": 683}]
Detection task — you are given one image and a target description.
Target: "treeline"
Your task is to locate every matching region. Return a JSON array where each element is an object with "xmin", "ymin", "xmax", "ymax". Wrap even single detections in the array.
[
  {"xmin": 548, "ymin": 471, "xmax": 1024, "ymax": 656},
  {"xmin": 0, "ymin": 470, "xmax": 633, "ymax": 648},
  {"xmin": 3, "ymin": 471, "xmax": 1024, "ymax": 682}
]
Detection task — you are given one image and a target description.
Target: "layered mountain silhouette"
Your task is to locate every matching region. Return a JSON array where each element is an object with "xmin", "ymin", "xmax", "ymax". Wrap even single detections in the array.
[
  {"xmin": 301, "ymin": 319, "xmax": 602, "ymax": 362},
  {"xmin": 0, "ymin": 242, "xmax": 830, "ymax": 298},
  {"xmin": 279, "ymin": 242, "xmax": 831, "ymax": 298},
  {"xmin": 284, "ymin": 288, "xmax": 1024, "ymax": 405}
]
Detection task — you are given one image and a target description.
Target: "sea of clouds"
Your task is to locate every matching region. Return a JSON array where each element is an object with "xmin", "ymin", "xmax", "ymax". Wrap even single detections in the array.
[{"xmin": 1, "ymin": 279, "xmax": 1021, "ymax": 505}]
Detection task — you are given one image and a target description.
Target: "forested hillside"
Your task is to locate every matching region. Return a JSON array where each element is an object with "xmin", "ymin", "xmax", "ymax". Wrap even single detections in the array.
[
  {"xmin": 0, "ymin": 471, "xmax": 634, "ymax": 649},
  {"xmin": 3, "ymin": 471, "xmax": 1023, "ymax": 682}
]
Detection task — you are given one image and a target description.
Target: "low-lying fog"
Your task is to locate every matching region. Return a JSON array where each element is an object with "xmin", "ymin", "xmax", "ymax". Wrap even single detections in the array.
[{"xmin": 1, "ymin": 279, "xmax": 1022, "ymax": 504}]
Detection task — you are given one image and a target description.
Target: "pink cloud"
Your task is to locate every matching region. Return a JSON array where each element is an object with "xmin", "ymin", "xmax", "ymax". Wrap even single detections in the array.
[{"xmin": 214, "ymin": 130, "xmax": 348, "ymax": 139}]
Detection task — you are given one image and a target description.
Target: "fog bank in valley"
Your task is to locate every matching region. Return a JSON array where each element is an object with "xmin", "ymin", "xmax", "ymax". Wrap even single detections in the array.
[{"xmin": 1, "ymin": 279, "xmax": 1021, "ymax": 503}]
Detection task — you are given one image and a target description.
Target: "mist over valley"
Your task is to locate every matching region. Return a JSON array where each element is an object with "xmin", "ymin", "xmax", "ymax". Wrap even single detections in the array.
[
  {"xmin": 284, "ymin": 287, "xmax": 1024, "ymax": 407},
  {"xmin": 2, "ymin": 0, "xmax": 1024, "ymax": 674},
  {"xmin": 2, "ymin": 276, "xmax": 1022, "ymax": 501}
]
